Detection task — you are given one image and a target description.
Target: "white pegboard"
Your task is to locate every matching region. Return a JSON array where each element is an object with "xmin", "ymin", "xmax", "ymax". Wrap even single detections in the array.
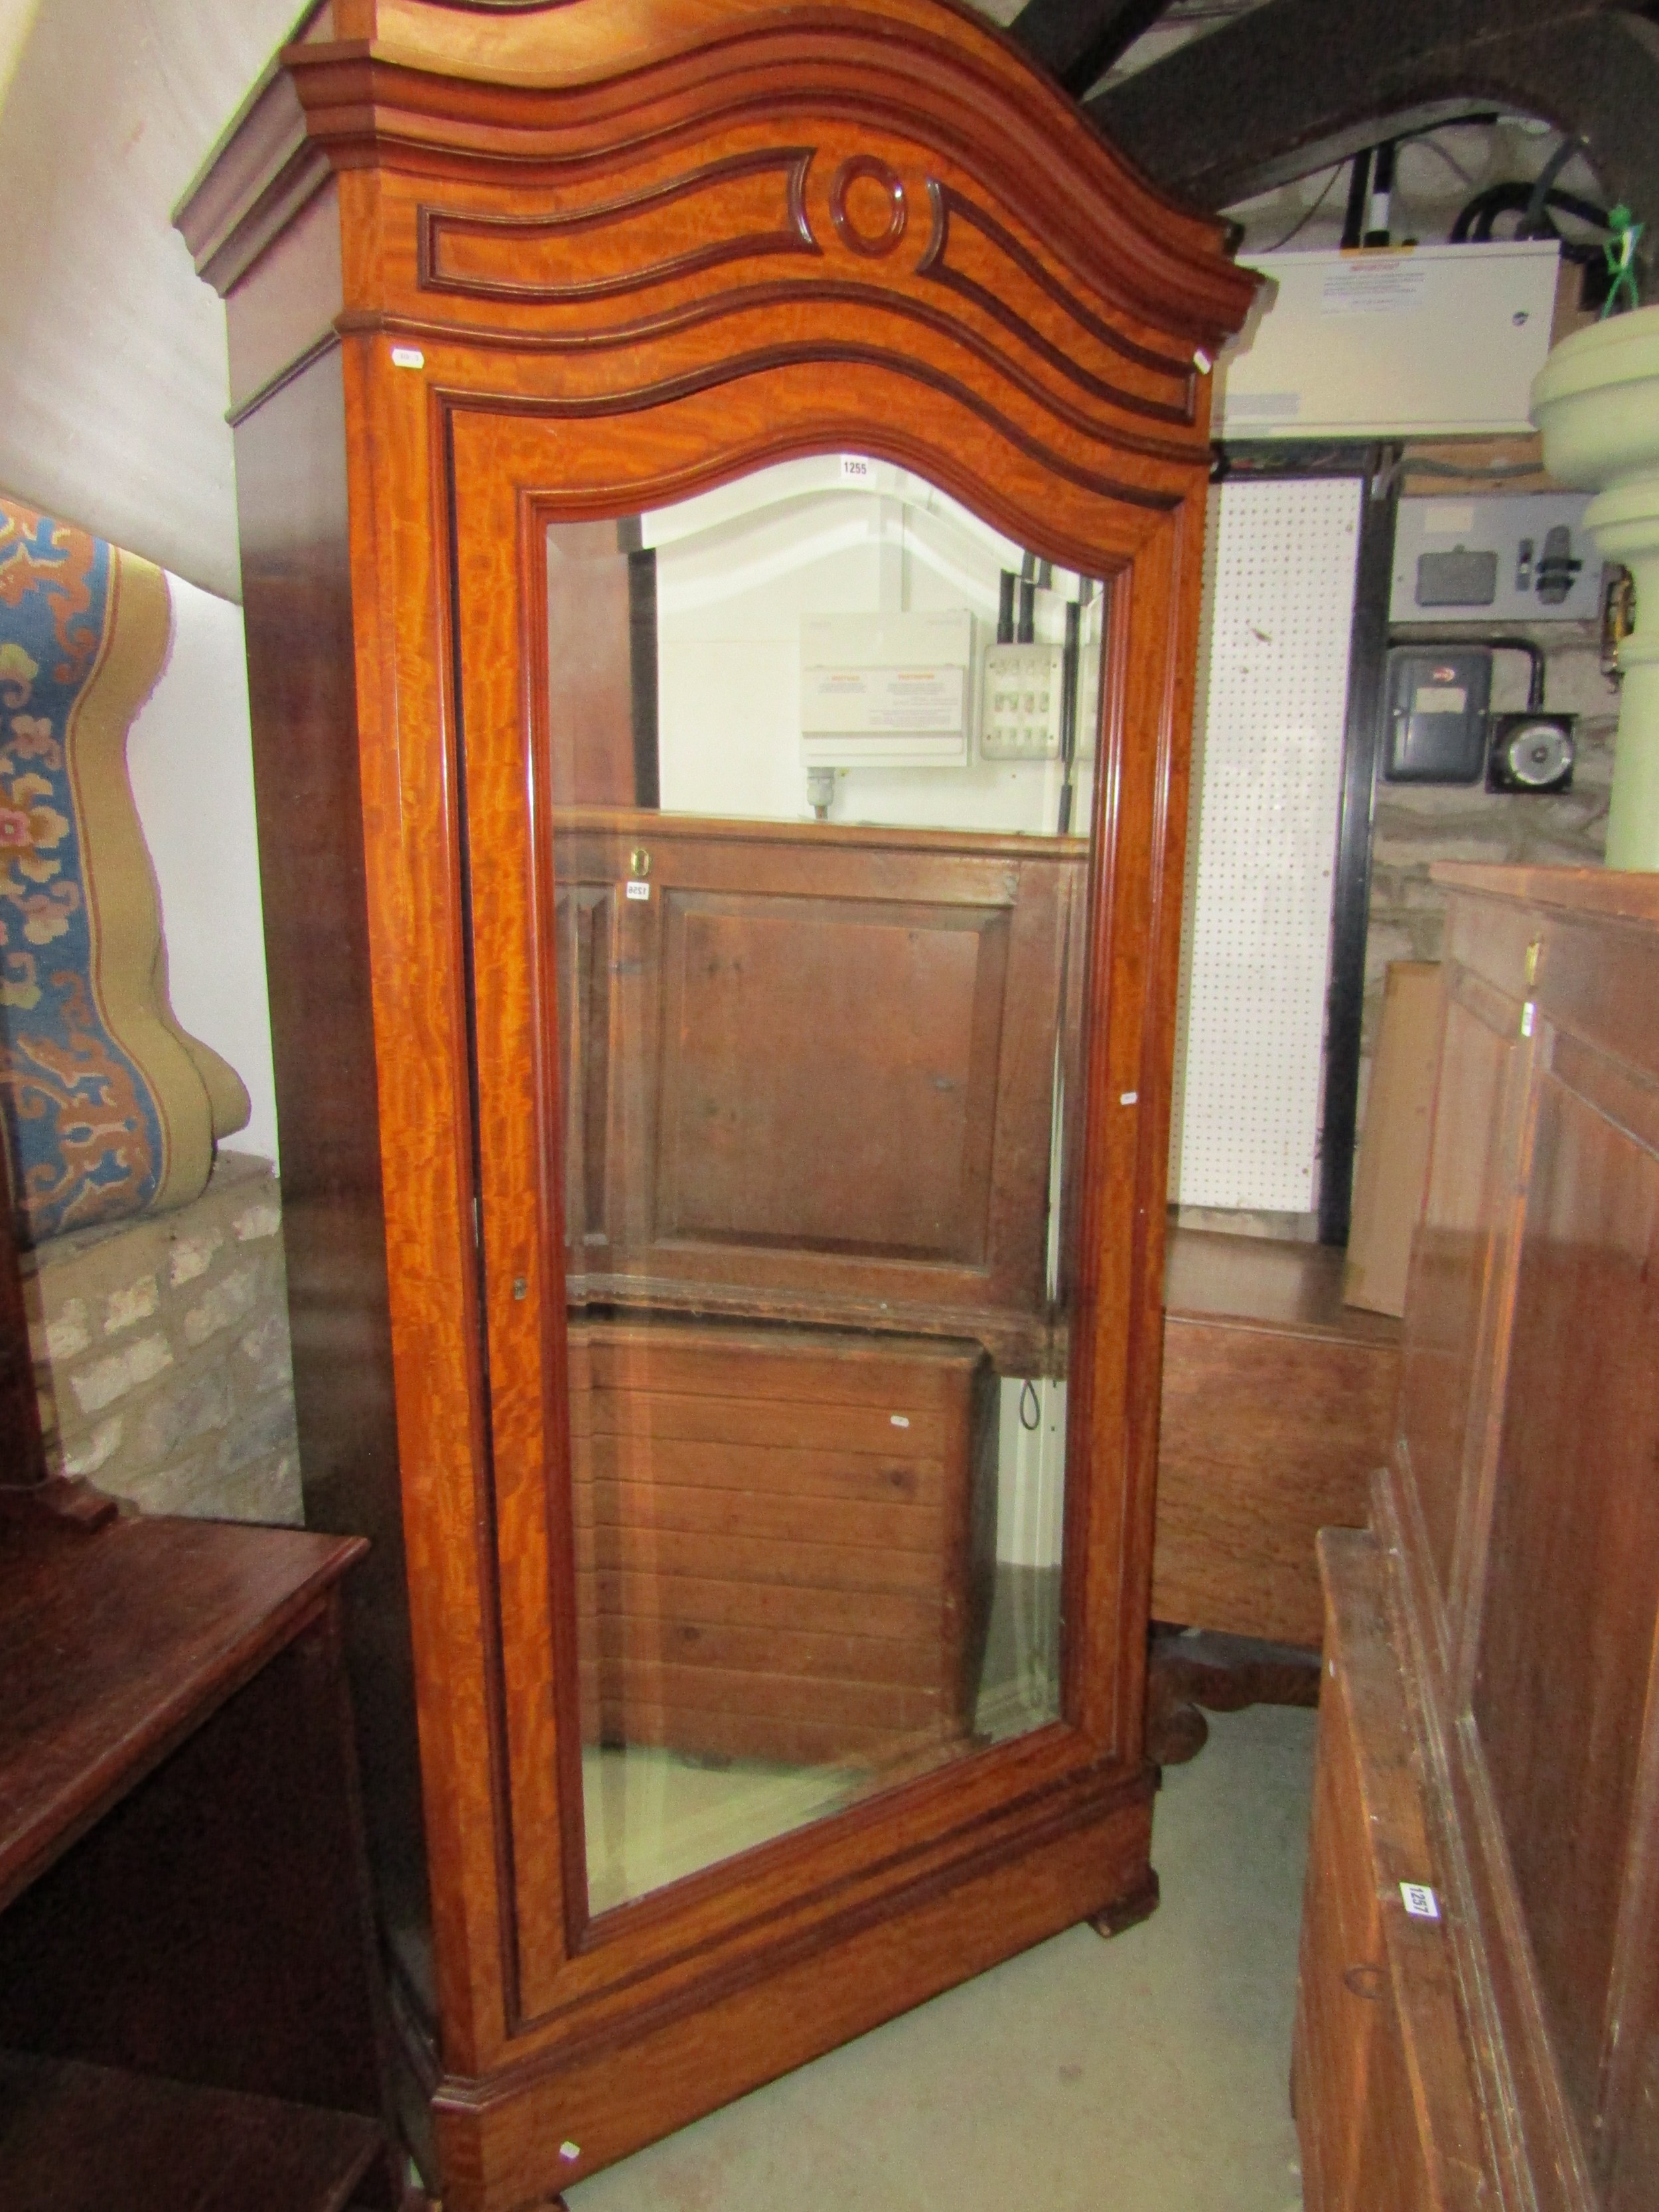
[{"xmin": 1171, "ymin": 479, "xmax": 1361, "ymax": 1213}]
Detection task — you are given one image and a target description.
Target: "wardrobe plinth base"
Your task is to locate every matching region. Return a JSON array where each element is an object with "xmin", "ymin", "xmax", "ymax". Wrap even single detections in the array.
[{"xmin": 429, "ymin": 1780, "xmax": 1153, "ymax": 2211}]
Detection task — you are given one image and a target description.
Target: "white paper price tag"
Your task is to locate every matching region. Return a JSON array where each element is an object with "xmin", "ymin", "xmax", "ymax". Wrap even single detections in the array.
[
  {"xmin": 1400, "ymin": 1881, "xmax": 1441, "ymax": 1921},
  {"xmin": 626, "ymin": 879, "xmax": 650, "ymax": 901}
]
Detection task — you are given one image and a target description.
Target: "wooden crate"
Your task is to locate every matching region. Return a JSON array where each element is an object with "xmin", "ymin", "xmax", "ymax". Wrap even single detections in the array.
[{"xmin": 567, "ymin": 1318, "xmax": 997, "ymax": 1765}]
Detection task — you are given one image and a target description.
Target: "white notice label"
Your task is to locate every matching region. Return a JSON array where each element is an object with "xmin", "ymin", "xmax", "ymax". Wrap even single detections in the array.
[
  {"xmin": 1400, "ymin": 1881, "xmax": 1441, "ymax": 1921},
  {"xmin": 626, "ymin": 879, "xmax": 650, "ymax": 901},
  {"xmin": 1413, "ymin": 686, "xmax": 1467, "ymax": 715},
  {"xmin": 840, "ymin": 455, "xmax": 875, "ymax": 483},
  {"xmin": 802, "ymin": 664, "xmax": 966, "ymax": 735},
  {"xmin": 1321, "ymin": 260, "xmax": 1427, "ymax": 317}
]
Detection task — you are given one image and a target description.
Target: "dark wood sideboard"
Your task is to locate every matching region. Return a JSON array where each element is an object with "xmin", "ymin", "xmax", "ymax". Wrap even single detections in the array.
[
  {"xmin": 0, "ymin": 1513, "xmax": 409, "ymax": 2212},
  {"xmin": 1294, "ymin": 864, "xmax": 1659, "ymax": 2212}
]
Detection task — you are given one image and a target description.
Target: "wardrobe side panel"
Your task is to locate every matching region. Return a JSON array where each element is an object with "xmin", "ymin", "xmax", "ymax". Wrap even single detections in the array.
[{"xmin": 233, "ymin": 350, "xmax": 435, "ymax": 2028}]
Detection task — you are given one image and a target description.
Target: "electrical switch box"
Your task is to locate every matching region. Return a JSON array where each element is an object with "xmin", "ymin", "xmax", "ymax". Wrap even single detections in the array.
[
  {"xmin": 1390, "ymin": 494, "xmax": 1599, "ymax": 623},
  {"xmin": 981, "ymin": 641, "xmax": 1064, "ymax": 760},
  {"xmin": 1217, "ymin": 241, "xmax": 1559, "ymax": 441},
  {"xmin": 800, "ymin": 610, "xmax": 974, "ymax": 767}
]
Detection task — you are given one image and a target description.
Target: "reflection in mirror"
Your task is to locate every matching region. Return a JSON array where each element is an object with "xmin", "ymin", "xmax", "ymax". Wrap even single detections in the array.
[{"xmin": 542, "ymin": 457, "xmax": 1107, "ymax": 1915}]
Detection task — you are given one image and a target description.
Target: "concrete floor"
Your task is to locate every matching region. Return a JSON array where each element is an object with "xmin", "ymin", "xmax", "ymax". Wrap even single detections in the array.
[{"xmin": 567, "ymin": 1702, "xmax": 1317, "ymax": 2212}]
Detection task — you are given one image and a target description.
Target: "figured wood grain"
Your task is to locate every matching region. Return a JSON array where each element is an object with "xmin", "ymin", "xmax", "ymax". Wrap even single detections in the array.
[
  {"xmin": 175, "ymin": 2, "xmax": 1252, "ymax": 2200},
  {"xmin": 419, "ymin": 149, "xmax": 818, "ymax": 303},
  {"xmin": 431, "ymin": 1777, "xmax": 1155, "ymax": 2201}
]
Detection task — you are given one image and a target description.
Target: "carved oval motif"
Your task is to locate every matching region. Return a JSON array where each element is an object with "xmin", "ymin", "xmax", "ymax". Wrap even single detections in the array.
[
  {"xmin": 1342, "ymin": 1962, "xmax": 1385, "ymax": 2002},
  {"xmin": 830, "ymin": 157, "xmax": 908, "ymax": 259}
]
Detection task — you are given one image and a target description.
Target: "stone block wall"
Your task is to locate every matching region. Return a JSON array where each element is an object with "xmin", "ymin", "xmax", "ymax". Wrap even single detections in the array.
[
  {"xmin": 20, "ymin": 1150, "xmax": 302, "ymax": 1523},
  {"xmin": 1362, "ymin": 621, "xmax": 1618, "ymax": 1127}
]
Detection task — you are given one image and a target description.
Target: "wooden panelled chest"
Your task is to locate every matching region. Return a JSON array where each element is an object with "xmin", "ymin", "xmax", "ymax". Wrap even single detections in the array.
[
  {"xmin": 568, "ymin": 1319, "xmax": 998, "ymax": 1767},
  {"xmin": 1294, "ymin": 866, "xmax": 1659, "ymax": 2212}
]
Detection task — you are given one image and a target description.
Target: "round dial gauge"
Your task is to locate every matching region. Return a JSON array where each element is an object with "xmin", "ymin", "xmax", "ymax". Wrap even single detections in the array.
[{"xmin": 1500, "ymin": 719, "xmax": 1575, "ymax": 789}]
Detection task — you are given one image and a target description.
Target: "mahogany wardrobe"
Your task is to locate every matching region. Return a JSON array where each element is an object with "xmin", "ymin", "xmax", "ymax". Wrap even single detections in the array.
[{"xmin": 178, "ymin": 5, "xmax": 1252, "ymax": 2204}]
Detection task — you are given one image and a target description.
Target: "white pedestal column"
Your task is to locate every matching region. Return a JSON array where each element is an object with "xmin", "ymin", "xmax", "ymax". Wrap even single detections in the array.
[{"xmin": 1532, "ymin": 307, "xmax": 1659, "ymax": 870}]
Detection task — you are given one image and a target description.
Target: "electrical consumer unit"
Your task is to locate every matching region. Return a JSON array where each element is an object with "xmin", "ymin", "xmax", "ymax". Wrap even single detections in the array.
[
  {"xmin": 1390, "ymin": 494, "xmax": 1599, "ymax": 623},
  {"xmin": 800, "ymin": 610, "xmax": 973, "ymax": 767},
  {"xmin": 981, "ymin": 640, "xmax": 1064, "ymax": 759},
  {"xmin": 1216, "ymin": 242, "xmax": 1559, "ymax": 442}
]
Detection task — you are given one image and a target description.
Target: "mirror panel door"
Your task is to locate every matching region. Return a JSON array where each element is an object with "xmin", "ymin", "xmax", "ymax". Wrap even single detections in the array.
[{"xmin": 530, "ymin": 457, "xmax": 1108, "ymax": 1914}]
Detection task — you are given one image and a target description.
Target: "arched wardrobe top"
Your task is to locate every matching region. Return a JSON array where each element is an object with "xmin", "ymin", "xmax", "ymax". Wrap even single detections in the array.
[{"xmin": 177, "ymin": 9, "xmax": 1254, "ymax": 2207}]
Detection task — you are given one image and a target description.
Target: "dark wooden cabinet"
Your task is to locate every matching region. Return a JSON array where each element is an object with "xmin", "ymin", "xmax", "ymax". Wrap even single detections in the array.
[
  {"xmin": 1294, "ymin": 864, "xmax": 1659, "ymax": 2212},
  {"xmin": 175, "ymin": 4, "xmax": 1253, "ymax": 2204},
  {"xmin": 0, "ymin": 1516, "xmax": 404, "ymax": 2212},
  {"xmin": 555, "ymin": 812, "xmax": 1084, "ymax": 1372}
]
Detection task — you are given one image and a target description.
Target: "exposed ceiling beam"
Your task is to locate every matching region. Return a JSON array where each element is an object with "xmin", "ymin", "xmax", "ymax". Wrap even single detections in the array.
[
  {"xmin": 1088, "ymin": 0, "xmax": 1659, "ymax": 239},
  {"xmin": 1007, "ymin": 0, "xmax": 1175, "ymax": 96}
]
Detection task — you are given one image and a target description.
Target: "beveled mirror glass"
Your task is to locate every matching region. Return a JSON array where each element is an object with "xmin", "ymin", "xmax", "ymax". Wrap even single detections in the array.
[{"xmin": 542, "ymin": 457, "xmax": 1107, "ymax": 1913}]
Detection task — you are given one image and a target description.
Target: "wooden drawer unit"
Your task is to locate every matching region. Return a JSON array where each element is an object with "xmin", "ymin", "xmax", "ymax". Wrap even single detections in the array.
[{"xmin": 567, "ymin": 1319, "xmax": 997, "ymax": 1766}]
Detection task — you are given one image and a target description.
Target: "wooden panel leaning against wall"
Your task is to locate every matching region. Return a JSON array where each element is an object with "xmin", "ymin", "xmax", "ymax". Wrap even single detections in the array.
[
  {"xmin": 1293, "ymin": 864, "xmax": 1659, "ymax": 2212},
  {"xmin": 174, "ymin": 2, "xmax": 1255, "ymax": 2204}
]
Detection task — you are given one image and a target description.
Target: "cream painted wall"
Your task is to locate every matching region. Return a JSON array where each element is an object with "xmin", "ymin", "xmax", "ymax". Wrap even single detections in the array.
[
  {"xmin": 648, "ymin": 460, "xmax": 1095, "ymax": 838},
  {"xmin": 0, "ymin": 0, "xmax": 44, "ymax": 102},
  {"xmin": 0, "ymin": 0, "xmax": 306, "ymax": 601},
  {"xmin": 0, "ymin": 2, "xmax": 299, "ymax": 1161},
  {"xmin": 127, "ymin": 573, "xmax": 277, "ymax": 1165}
]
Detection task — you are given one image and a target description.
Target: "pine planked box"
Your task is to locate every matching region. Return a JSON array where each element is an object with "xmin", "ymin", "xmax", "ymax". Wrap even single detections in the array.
[{"xmin": 569, "ymin": 1319, "xmax": 997, "ymax": 1767}]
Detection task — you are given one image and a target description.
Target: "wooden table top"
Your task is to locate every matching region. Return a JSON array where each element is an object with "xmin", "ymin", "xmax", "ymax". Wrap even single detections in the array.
[
  {"xmin": 0, "ymin": 1515, "xmax": 364, "ymax": 1913},
  {"xmin": 1163, "ymin": 1226, "xmax": 1402, "ymax": 1347}
]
